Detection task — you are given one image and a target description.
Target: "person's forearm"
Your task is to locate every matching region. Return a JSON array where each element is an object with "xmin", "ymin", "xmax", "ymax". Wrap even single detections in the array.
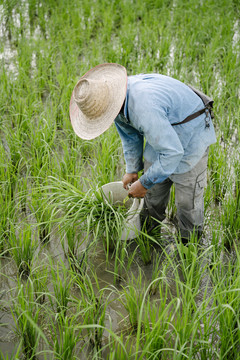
[{"xmin": 114, "ymin": 117, "xmax": 144, "ymax": 173}]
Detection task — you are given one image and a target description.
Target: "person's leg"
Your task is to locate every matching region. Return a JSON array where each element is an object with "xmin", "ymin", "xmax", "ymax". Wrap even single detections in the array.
[
  {"xmin": 170, "ymin": 148, "xmax": 209, "ymax": 243},
  {"xmin": 141, "ymin": 160, "xmax": 173, "ymax": 229}
]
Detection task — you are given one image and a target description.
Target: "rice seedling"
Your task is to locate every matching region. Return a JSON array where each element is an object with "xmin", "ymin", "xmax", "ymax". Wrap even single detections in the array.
[
  {"xmin": 50, "ymin": 315, "xmax": 81, "ymax": 360},
  {"xmin": 52, "ymin": 133, "xmax": 87, "ymax": 186},
  {"xmin": 107, "ymin": 333, "xmax": 134, "ymax": 360},
  {"xmin": 48, "ymin": 258, "xmax": 73, "ymax": 318},
  {"xmin": 16, "ymin": 174, "xmax": 29, "ymax": 215},
  {"xmin": 8, "ymin": 223, "xmax": 38, "ymax": 277},
  {"xmin": 119, "ymin": 269, "xmax": 146, "ymax": 331},
  {"xmin": 218, "ymin": 159, "xmax": 240, "ymax": 250},
  {"xmin": 74, "ymin": 270, "xmax": 108, "ymax": 352},
  {"xmin": 0, "ymin": 145, "xmax": 18, "ymax": 254},
  {"xmin": 30, "ymin": 263, "xmax": 48, "ymax": 305},
  {"xmin": 61, "ymin": 226, "xmax": 83, "ymax": 260},
  {"xmin": 134, "ymin": 224, "xmax": 154, "ymax": 266},
  {"xmin": 26, "ymin": 115, "xmax": 56, "ymax": 179},
  {"xmin": 2, "ymin": 126, "xmax": 26, "ymax": 185},
  {"xmin": 148, "ymin": 252, "xmax": 168, "ymax": 296},
  {"xmin": 44, "ymin": 177, "xmax": 131, "ymax": 262},
  {"xmin": 209, "ymin": 247, "xmax": 240, "ymax": 358},
  {"xmin": 10, "ymin": 279, "xmax": 41, "ymax": 360},
  {"xmin": 30, "ymin": 185, "xmax": 52, "ymax": 243},
  {"xmin": 207, "ymin": 142, "xmax": 229, "ymax": 204},
  {"xmin": 141, "ymin": 296, "xmax": 173, "ymax": 359},
  {"xmin": 0, "ymin": 197, "xmax": 11, "ymax": 255},
  {"xmin": 88, "ymin": 127, "xmax": 124, "ymax": 185},
  {"xmin": 112, "ymin": 236, "xmax": 131, "ymax": 284},
  {"xmin": 174, "ymin": 239, "xmax": 210, "ymax": 313}
]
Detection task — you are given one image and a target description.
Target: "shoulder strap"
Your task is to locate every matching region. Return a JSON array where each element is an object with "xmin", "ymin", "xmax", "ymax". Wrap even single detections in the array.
[
  {"xmin": 172, "ymin": 84, "xmax": 214, "ymax": 126},
  {"xmin": 172, "ymin": 108, "xmax": 206, "ymax": 126}
]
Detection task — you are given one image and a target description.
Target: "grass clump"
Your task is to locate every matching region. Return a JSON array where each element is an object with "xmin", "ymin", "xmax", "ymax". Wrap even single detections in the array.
[
  {"xmin": 119, "ymin": 269, "xmax": 146, "ymax": 331},
  {"xmin": 11, "ymin": 279, "xmax": 42, "ymax": 360},
  {"xmin": 8, "ymin": 223, "xmax": 38, "ymax": 277},
  {"xmin": 44, "ymin": 177, "xmax": 130, "ymax": 258}
]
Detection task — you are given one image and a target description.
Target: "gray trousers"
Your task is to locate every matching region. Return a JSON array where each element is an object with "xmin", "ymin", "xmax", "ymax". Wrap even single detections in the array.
[{"xmin": 142, "ymin": 148, "xmax": 209, "ymax": 240}]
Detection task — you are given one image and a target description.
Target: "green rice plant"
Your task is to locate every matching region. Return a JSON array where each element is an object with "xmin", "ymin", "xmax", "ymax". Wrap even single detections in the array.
[
  {"xmin": 2, "ymin": 125, "xmax": 26, "ymax": 182},
  {"xmin": 0, "ymin": 144, "xmax": 18, "ymax": 254},
  {"xmin": 16, "ymin": 174, "xmax": 29, "ymax": 215},
  {"xmin": 44, "ymin": 177, "xmax": 130, "ymax": 260},
  {"xmin": 30, "ymin": 185, "xmax": 52, "ymax": 243},
  {"xmin": 141, "ymin": 296, "xmax": 174, "ymax": 359},
  {"xmin": 220, "ymin": 176, "xmax": 240, "ymax": 250},
  {"xmin": 50, "ymin": 315, "xmax": 81, "ymax": 360},
  {"xmin": 134, "ymin": 225, "xmax": 153, "ymax": 266},
  {"xmin": 174, "ymin": 238, "xmax": 210, "ymax": 313},
  {"xmin": 146, "ymin": 238, "xmax": 216, "ymax": 357},
  {"xmin": 61, "ymin": 226, "xmax": 83, "ymax": 260},
  {"xmin": 134, "ymin": 216, "xmax": 165, "ymax": 266},
  {"xmin": 88, "ymin": 127, "xmax": 123, "ymax": 185},
  {"xmin": 165, "ymin": 256, "xmax": 216, "ymax": 358},
  {"xmin": 26, "ymin": 114, "xmax": 56, "ymax": 179},
  {"xmin": 109, "ymin": 236, "xmax": 139, "ymax": 285},
  {"xmin": 132, "ymin": 275, "xmax": 181, "ymax": 360},
  {"xmin": 149, "ymin": 252, "xmax": 168, "ymax": 296},
  {"xmin": 207, "ymin": 142, "xmax": 229, "ymax": 204},
  {"xmin": 30, "ymin": 263, "xmax": 49, "ymax": 305},
  {"xmin": 209, "ymin": 248, "xmax": 240, "ymax": 359},
  {"xmin": 8, "ymin": 223, "xmax": 38, "ymax": 277},
  {"xmin": 11, "ymin": 279, "xmax": 41, "ymax": 360},
  {"xmin": 112, "ymin": 236, "xmax": 130, "ymax": 284},
  {"xmin": 74, "ymin": 269, "xmax": 107, "ymax": 352},
  {"xmin": 101, "ymin": 200, "xmax": 128, "ymax": 262},
  {"xmin": 143, "ymin": 277, "xmax": 215, "ymax": 359},
  {"xmin": 0, "ymin": 194, "xmax": 11, "ymax": 255},
  {"xmin": 119, "ymin": 269, "xmax": 145, "ymax": 331},
  {"xmin": 52, "ymin": 131, "xmax": 93, "ymax": 187},
  {"xmin": 68, "ymin": 233, "xmax": 96, "ymax": 278},
  {"xmin": 167, "ymin": 185, "xmax": 177, "ymax": 222},
  {"xmin": 48, "ymin": 258, "xmax": 73, "ymax": 318},
  {"xmin": 107, "ymin": 333, "xmax": 134, "ymax": 360}
]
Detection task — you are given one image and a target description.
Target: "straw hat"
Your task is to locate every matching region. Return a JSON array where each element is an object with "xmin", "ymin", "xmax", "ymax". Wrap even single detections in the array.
[{"xmin": 69, "ymin": 63, "xmax": 127, "ymax": 140}]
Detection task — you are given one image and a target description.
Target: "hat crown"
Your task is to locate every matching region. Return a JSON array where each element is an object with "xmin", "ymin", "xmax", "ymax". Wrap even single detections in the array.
[{"xmin": 73, "ymin": 78, "xmax": 109, "ymax": 119}]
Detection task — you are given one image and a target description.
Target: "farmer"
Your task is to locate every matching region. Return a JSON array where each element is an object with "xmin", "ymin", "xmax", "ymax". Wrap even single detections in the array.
[{"xmin": 69, "ymin": 63, "xmax": 216, "ymax": 243}]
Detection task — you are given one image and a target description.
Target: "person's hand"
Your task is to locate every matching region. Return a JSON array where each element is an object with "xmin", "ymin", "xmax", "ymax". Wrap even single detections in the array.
[
  {"xmin": 122, "ymin": 173, "xmax": 138, "ymax": 189},
  {"xmin": 128, "ymin": 180, "xmax": 147, "ymax": 198}
]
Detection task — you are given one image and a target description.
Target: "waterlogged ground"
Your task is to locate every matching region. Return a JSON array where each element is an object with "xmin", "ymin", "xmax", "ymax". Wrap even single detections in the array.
[
  {"xmin": 0, "ymin": 0, "xmax": 240, "ymax": 359},
  {"xmin": 1, "ymin": 212, "xmax": 236, "ymax": 359},
  {"xmin": 0, "ymin": 220, "xmax": 171, "ymax": 356},
  {"xmin": 0, "ymin": 225, "xmax": 184, "ymax": 358}
]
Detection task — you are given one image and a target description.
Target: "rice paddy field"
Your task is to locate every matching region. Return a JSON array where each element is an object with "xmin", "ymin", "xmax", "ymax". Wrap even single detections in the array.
[{"xmin": 0, "ymin": 0, "xmax": 240, "ymax": 359}]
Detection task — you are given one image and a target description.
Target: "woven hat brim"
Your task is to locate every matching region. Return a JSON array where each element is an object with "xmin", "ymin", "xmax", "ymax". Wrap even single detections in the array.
[{"xmin": 69, "ymin": 63, "xmax": 127, "ymax": 140}]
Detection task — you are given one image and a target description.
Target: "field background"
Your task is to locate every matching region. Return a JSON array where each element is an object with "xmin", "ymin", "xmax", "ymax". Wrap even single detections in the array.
[{"xmin": 0, "ymin": 0, "xmax": 240, "ymax": 359}]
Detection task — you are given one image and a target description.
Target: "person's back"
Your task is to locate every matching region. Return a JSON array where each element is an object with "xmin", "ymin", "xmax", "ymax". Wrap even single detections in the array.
[{"xmin": 115, "ymin": 73, "xmax": 216, "ymax": 187}]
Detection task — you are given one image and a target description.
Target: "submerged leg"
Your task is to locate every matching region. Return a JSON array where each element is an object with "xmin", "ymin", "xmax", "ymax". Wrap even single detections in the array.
[{"xmin": 141, "ymin": 160, "xmax": 173, "ymax": 230}]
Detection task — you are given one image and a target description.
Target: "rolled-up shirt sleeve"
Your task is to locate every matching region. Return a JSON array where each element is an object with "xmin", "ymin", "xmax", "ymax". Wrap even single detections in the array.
[{"xmin": 114, "ymin": 115, "xmax": 144, "ymax": 173}]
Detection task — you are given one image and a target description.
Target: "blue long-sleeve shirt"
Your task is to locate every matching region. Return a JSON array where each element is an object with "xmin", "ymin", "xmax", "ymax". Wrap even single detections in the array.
[{"xmin": 114, "ymin": 74, "xmax": 216, "ymax": 189}]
